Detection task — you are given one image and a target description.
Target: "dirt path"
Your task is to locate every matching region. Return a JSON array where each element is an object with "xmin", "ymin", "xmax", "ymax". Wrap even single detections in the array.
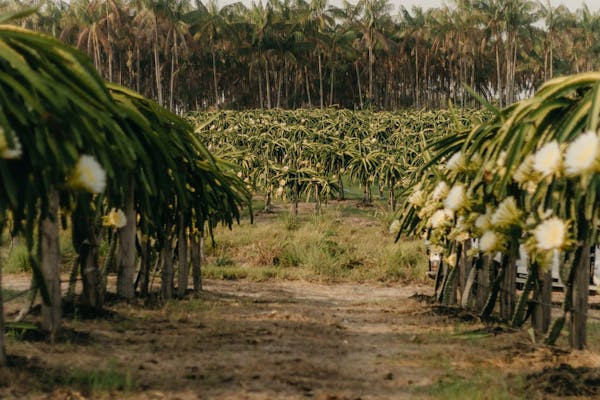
[{"xmin": 3, "ymin": 279, "xmax": 600, "ymax": 399}]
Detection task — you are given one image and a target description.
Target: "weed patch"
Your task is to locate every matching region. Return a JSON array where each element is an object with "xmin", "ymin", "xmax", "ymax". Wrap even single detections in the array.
[
  {"xmin": 208, "ymin": 204, "xmax": 428, "ymax": 283},
  {"xmin": 46, "ymin": 360, "xmax": 136, "ymax": 393}
]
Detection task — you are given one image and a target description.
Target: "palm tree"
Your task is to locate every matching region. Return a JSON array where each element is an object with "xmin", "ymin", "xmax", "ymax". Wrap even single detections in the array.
[
  {"xmin": 324, "ymin": 25, "xmax": 356, "ymax": 106},
  {"xmin": 297, "ymin": 0, "xmax": 333, "ymax": 108},
  {"xmin": 573, "ymin": 4, "xmax": 600, "ymax": 74},
  {"xmin": 503, "ymin": 0, "xmax": 536, "ymax": 104},
  {"xmin": 133, "ymin": 0, "xmax": 185, "ymax": 106},
  {"xmin": 355, "ymin": 0, "xmax": 393, "ymax": 105},
  {"xmin": 5, "ymin": 0, "xmax": 600, "ymax": 110},
  {"xmin": 243, "ymin": 1, "xmax": 276, "ymax": 108},
  {"xmin": 188, "ymin": 0, "xmax": 237, "ymax": 108},
  {"xmin": 400, "ymin": 6, "xmax": 427, "ymax": 108},
  {"xmin": 60, "ymin": 0, "xmax": 109, "ymax": 75}
]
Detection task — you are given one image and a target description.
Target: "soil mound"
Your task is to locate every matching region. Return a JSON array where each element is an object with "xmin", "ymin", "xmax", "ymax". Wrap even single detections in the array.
[{"xmin": 526, "ymin": 363, "xmax": 600, "ymax": 396}]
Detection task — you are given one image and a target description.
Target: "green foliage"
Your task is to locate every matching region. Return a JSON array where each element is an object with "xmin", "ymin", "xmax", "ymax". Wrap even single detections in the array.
[{"xmin": 108, "ymin": 84, "xmax": 251, "ymax": 243}]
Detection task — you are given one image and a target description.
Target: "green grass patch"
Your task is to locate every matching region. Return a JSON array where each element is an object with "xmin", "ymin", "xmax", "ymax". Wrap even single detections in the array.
[
  {"xmin": 203, "ymin": 265, "xmax": 249, "ymax": 280},
  {"xmin": 203, "ymin": 264, "xmax": 305, "ymax": 281},
  {"xmin": 2, "ymin": 288, "xmax": 22, "ymax": 300},
  {"xmin": 586, "ymin": 321, "xmax": 600, "ymax": 352},
  {"xmin": 44, "ymin": 360, "xmax": 135, "ymax": 393},
  {"xmin": 4, "ymin": 242, "xmax": 30, "ymax": 274},
  {"xmin": 3, "ymin": 230, "xmax": 76, "ymax": 274},
  {"xmin": 424, "ymin": 370, "xmax": 523, "ymax": 399},
  {"xmin": 208, "ymin": 204, "xmax": 428, "ymax": 283}
]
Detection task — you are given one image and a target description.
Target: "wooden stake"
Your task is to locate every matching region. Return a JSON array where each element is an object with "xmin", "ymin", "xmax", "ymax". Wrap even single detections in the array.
[
  {"xmin": 570, "ymin": 244, "xmax": 590, "ymax": 350},
  {"xmin": 41, "ymin": 188, "xmax": 61, "ymax": 342}
]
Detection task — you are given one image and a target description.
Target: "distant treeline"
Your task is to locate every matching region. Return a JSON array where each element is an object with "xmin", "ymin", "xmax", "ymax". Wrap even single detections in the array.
[{"xmin": 7, "ymin": 0, "xmax": 600, "ymax": 110}]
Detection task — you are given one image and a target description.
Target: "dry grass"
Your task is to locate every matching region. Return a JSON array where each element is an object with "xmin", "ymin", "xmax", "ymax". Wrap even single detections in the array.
[{"xmin": 204, "ymin": 201, "xmax": 429, "ymax": 283}]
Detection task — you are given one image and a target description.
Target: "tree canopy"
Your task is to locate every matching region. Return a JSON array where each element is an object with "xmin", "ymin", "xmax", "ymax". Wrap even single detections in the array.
[{"xmin": 4, "ymin": 0, "xmax": 599, "ymax": 111}]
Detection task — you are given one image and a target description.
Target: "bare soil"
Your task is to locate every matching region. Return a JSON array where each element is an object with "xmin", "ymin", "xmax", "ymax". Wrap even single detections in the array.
[{"xmin": 1, "ymin": 278, "xmax": 600, "ymax": 399}]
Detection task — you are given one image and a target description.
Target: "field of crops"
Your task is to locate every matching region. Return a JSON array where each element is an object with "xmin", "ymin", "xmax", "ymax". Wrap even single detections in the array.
[{"xmin": 192, "ymin": 108, "xmax": 488, "ymax": 213}]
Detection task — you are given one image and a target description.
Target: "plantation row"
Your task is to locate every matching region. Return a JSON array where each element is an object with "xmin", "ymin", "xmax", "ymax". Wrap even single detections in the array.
[
  {"xmin": 0, "ymin": 17, "xmax": 250, "ymax": 364},
  {"xmin": 398, "ymin": 72, "xmax": 600, "ymax": 349},
  {"xmin": 192, "ymin": 109, "xmax": 488, "ymax": 213}
]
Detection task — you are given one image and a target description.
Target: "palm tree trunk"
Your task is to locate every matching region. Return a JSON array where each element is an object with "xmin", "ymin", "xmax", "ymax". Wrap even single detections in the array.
[
  {"xmin": 383, "ymin": 67, "xmax": 390, "ymax": 109},
  {"xmin": 41, "ymin": 188, "xmax": 61, "ymax": 343},
  {"xmin": 304, "ymin": 66, "xmax": 312, "ymax": 106},
  {"xmin": 495, "ymin": 39, "xmax": 501, "ymax": 106},
  {"xmin": 318, "ymin": 52, "xmax": 324, "ymax": 108},
  {"xmin": 118, "ymin": 55, "xmax": 122, "ymax": 85},
  {"xmin": 93, "ymin": 36, "xmax": 102, "ymax": 76},
  {"xmin": 415, "ymin": 46, "xmax": 419, "ymax": 108},
  {"xmin": 355, "ymin": 61, "xmax": 363, "ymax": 109},
  {"xmin": 152, "ymin": 37, "xmax": 163, "ymax": 105},
  {"xmin": 544, "ymin": 49, "xmax": 548, "ymax": 81},
  {"xmin": 257, "ymin": 65, "xmax": 264, "ymax": 108},
  {"xmin": 153, "ymin": 20, "xmax": 163, "ymax": 106},
  {"xmin": 505, "ymin": 36, "xmax": 511, "ymax": 105},
  {"xmin": 329, "ymin": 65, "xmax": 335, "ymax": 106},
  {"xmin": 276, "ymin": 68, "xmax": 283, "ymax": 108},
  {"xmin": 285, "ymin": 63, "xmax": 290, "ymax": 107},
  {"xmin": 106, "ymin": 0, "xmax": 113, "ymax": 82},
  {"xmin": 169, "ymin": 31, "xmax": 178, "ymax": 111},
  {"xmin": 265, "ymin": 58, "xmax": 271, "ymax": 109},
  {"xmin": 368, "ymin": 41, "xmax": 374, "ymax": 103},
  {"xmin": 425, "ymin": 53, "xmax": 430, "ymax": 107},
  {"xmin": 549, "ymin": 44, "xmax": 553, "ymax": 78},
  {"xmin": 212, "ymin": 47, "xmax": 219, "ymax": 107},
  {"xmin": 512, "ymin": 41, "xmax": 517, "ymax": 102},
  {"xmin": 136, "ymin": 45, "xmax": 141, "ymax": 92},
  {"xmin": 470, "ymin": 53, "xmax": 475, "ymax": 106}
]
